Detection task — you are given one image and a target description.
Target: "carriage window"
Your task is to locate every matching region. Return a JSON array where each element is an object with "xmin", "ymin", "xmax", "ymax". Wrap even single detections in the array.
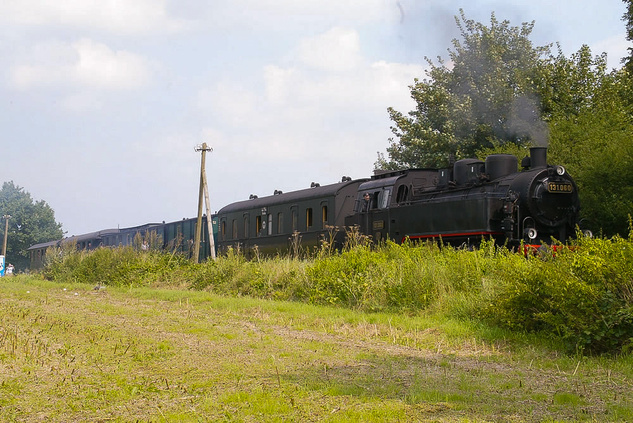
[
  {"xmin": 256, "ymin": 216, "xmax": 262, "ymax": 236},
  {"xmin": 291, "ymin": 209, "xmax": 297, "ymax": 231},
  {"xmin": 244, "ymin": 216, "xmax": 249, "ymax": 238},
  {"xmin": 306, "ymin": 208, "xmax": 313, "ymax": 228},
  {"xmin": 221, "ymin": 220, "xmax": 226, "ymax": 241},
  {"xmin": 277, "ymin": 212, "xmax": 283, "ymax": 234},
  {"xmin": 232, "ymin": 219, "xmax": 237, "ymax": 239},
  {"xmin": 268, "ymin": 214, "xmax": 273, "ymax": 236},
  {"xmin": 321, "ymin": 205, "xmax": 328, "ymax": 227}
]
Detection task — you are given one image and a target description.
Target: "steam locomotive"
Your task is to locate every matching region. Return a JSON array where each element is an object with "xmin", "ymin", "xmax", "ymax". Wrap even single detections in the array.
[{"xmin": 29, "ymin": 147, "xmax": 583, "ymax": 268}]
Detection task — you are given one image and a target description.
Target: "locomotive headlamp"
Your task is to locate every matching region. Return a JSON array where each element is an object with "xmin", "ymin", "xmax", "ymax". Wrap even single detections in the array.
[
  {"xmin": 556, "ymin": 166, "xmax": 566, "ymax": 176},
  {"xmin": 525, "ymin": 228, "xmax": 538, "ymax": 240}
]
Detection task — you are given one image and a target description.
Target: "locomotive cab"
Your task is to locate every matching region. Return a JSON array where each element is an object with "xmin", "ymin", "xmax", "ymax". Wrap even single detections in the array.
[
  {"xmin": 347, "ymin": 169, "xmax": 442, "ymax": 241},
  {"xmin": 353, "ymin": 169, "xmax": 443, "ymax": 213},
  {"xmin": 353, "ymin": 176, "xmax": 397, "ymax": 213}
]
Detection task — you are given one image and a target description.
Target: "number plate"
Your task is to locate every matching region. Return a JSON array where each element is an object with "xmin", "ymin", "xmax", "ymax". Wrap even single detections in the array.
[{"xmin": 547, "ymin": 182, "xmax": 573, "ymax": 193}]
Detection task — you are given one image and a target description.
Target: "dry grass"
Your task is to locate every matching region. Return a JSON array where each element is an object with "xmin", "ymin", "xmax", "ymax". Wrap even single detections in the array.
[{"xmin": 0, "ymin": 275, "xmax": 631, "ymax": 422}]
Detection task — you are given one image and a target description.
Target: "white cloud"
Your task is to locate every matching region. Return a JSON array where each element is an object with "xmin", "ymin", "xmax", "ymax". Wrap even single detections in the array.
[
  {"xmin": 239, "ymin": 0, "xmax": 388, "ymax": 19},
  {"xmin": 9, "ymin": 39, "xmax": 152, "ymax": 91},
  {"xmin": 591, "ymin": 33, "xmax": 632, "ymax": 69},
  {"xmin": 60, "ymin": 93, "xmax": 105, "ymax": 113},
  {"xmin": 73, "ymin": 39, "xmax": 152, "ymax": 89},
  {"xmin": 201, "ymin": 27, "xmax": 422, "ymax": 124},
  {"xmin": 197, "ymin": 82, "xmax": 259, "ymax": 127},
  {"xmin": 0, "ymin": 0, "xmax": 185, "ymax": 34},
  {"xmin": 260, "ymin": 57, "xmax": 420, "ymax": 113},
  {"xmin": 195, "ymin": 26, "xmax": 421, "ymax": 190},
  {"xmin": 296, "ymin": 27, "xmax": 362, "ymax": 72},
  {"xmin": 1, "ymin": 0, "xmax": 393, "ymax": 36},
  {"xmin": 367, "ymin": 61, "xmax": 421, "ymax": 108},
  {"xmin": 203, "ymin": 0, "xmax": 394, "ymax": 32},
  {"xmin": 263, "ymin": 66, "xmax": 297, "ymax": 105}
]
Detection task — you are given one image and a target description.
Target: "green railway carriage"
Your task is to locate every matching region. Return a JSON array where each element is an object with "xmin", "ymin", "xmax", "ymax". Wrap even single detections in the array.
[
  {"xmin": 163, "ymin": 217, "xmax": 214, "ymax": 260},
  {"xmin": 215, "ymin": 178, "xmax": 367, "ymax": 255},
  {"xmin": 27, "ymin": 229, "xmax": 119, "ymax": 270},
  {"xmin": 27, "ymin": 239, "xmax": 60, "ymax": 270}
]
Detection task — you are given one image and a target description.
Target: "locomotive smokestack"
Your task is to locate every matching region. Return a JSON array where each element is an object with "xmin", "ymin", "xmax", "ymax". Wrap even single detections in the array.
[{"xmin": 530, "ymin": 147, "xmax": 547, "ymax": 168}]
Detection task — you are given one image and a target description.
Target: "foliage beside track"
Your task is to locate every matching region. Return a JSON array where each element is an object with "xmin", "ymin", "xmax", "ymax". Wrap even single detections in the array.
[
  {"xmin": 40, "ymin": 231, "xmax": 633, "ymax": 355},
  {"xmin": 43, "ymin": 242, "xmax": 192, "ymax": 287},
  {"xmin": 478, "ymin": 234, "xmax": 633, "ymax": 355}
]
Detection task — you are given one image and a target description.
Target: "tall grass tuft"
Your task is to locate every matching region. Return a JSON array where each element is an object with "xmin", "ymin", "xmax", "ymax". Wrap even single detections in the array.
[{"xmin": 42, "ymin": 243, "xmax": 192, "ymax": 287}]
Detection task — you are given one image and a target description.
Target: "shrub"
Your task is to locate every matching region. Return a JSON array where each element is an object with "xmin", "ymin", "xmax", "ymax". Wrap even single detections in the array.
[
  {"xmin": 42, "ymin": 244, "xmax": 191, "ymax": 287},
  {"xmin": 189, "ymin": 248, "xmax": 310, "ymax": 301},
  {"xmin": 481, "ymin": 234, "xmax": 633, "ymax": 354}
]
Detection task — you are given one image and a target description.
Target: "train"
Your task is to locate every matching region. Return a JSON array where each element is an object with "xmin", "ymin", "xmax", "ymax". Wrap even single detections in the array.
[
  {"xmin": 28, "ymin": 147, "xmax": 585, "ymax": 268},
  {"xmin": 28, "ymin": 219, "xmax": 214, "ymax": 270}
]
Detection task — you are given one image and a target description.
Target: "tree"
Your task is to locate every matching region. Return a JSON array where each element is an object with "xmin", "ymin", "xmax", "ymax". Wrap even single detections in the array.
[
  {"xmin": 623, "ymin": 0, "xmax": 633, "ymax": 72},
  {"xmin": 381, "ymin": 10, "xmax": 633, "ymax": 236},
  {"xmin": 379, "ymin": 10, "xmax": 551, "ymax": 169},
  {"xmin": 0, "ymin": 182, "xmax": 64, "ymax": 272},
  {"xmin": 546, "ymin": 58, "xmax": 633, "ymax": 236}
]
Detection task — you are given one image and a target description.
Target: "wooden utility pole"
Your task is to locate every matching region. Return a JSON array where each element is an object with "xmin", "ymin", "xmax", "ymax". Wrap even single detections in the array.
[
  {"xmin": 193, "ymin": 143, "xmax": 216, "ymax": 262},
  {"xmin": 201, "ymin": 165, "xmax": 216, "ymax": 260},
  {"xmin": 2, "ymin": 215, "xmax": 10, "ymax": 257}
]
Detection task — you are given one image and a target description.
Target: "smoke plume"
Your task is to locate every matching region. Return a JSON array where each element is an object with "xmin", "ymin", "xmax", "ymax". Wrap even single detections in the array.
[{"xmin": 508, "ymin": 95, "xmax": 548, "ymax": 146}]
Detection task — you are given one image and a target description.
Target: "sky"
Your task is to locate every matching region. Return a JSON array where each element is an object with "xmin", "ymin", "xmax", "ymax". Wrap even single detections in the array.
[{"xmin": 1, "ymin": 0, "xmax": 631, "ymax": 237}]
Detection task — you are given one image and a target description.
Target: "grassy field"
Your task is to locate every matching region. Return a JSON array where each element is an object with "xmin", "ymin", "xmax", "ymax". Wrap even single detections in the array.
[{"xmin": 1, "ymin": 275, "xmax": 631, "ymax": 422}]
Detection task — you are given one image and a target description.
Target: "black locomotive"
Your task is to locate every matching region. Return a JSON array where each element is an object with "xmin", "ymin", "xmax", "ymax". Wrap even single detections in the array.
[
  {"xmin": 29, "ymin": 147, "xmax": 583, "ymax": 268},
  {"xmin": 350, "ymin": 146, "xmax": 582, "ymax": 246}
]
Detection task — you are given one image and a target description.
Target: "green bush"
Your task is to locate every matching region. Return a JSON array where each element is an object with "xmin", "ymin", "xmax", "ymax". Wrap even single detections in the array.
[
  {"xmin": 189, "ymin": 248, "xmax": 310, "ymax": 301},
  {"xmin": 302, "ymin": 240, "xmax": 497, "ymax": 313},
  {"xmin": 481, "ymin": 234, "xmax": 633, "ymax": 354},
  {"xmin": 42, "ymin": 244, "xmax": 191, "ymax": 287}
]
